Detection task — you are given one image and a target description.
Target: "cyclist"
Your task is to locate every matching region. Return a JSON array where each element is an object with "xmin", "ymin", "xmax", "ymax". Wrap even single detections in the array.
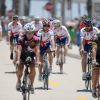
[
  {"xmin": 16, "ymin": 23, "xmax": 40, "ymax": 92},
  {"xmin": 31, "ymin": 16, "xmax": 43, "ymax": 36},
  {"xmin": 80, "ymin": 18, "xmax": 99, "ymax": 80},
  {"xmin": 92, "ymin": 33, "xmax": 100, "ymax": 98},
  {"xmin": 8, "ymin": 15, "xmax": 23, "ymax": 60},
  {"xmin": 37, "ymin": 21, "xmax": 55, "ymax": 80},
  {"xmin": 53, "ymin": 19, "xmax": 70, "ymax": 65}
]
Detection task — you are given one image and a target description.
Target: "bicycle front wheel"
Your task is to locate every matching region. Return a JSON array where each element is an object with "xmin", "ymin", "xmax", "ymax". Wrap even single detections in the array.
[
  {"xmin": 44, "ymin": 76, "xmax": 49, "ymax": 90},
  {"xmin": 22, "ymin": 91, "xmax": 30, "ymax": 100}
]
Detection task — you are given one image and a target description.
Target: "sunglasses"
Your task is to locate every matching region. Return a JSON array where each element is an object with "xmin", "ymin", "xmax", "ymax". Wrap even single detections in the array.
[
  {"xmin": 43, "ymin": 25, "xmax": 49, "ymax": 27},
  {"xmin": 26, "ymin": 32, "xmax": 33, "ymax": 34},
  {"xmin": 13, "ymin": 18, "xmax": 18, "ymax": 21}
]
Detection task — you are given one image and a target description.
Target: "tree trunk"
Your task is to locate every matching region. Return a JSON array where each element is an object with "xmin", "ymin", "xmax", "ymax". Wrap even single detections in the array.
[
  {"xmin": 86, "ymin": 0, "xmax": 92, "ymax": 18},
  {"xmin": 0, "ymin": 0, "xmax": 6, "ymax": 16},
  {"xmin": 12, "ymin": 0, "xmax": 19, "ymax": 14},
  {"xmin": 24, "ymin": 0, "xmax": 31, "ymax": 16}
]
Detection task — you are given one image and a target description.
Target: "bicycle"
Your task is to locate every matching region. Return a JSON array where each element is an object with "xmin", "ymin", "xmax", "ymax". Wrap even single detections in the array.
[
  {"xmin": 20, "ymin": 56, "xmax": 33, "ymax": 100},
  {"xmin": 85, "ymin": 48, "xmax": 93, "ymax": 91},
  {"xmin": 42, "ymin": 50, "xmax": 54, "ymax": 90}
]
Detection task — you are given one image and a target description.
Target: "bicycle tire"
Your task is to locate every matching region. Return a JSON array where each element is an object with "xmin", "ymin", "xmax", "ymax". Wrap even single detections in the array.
[
  {"xmin": 44, "ymin": 76, "xmax": 48, "ymax": 90},
  {"xmin": 85, "ymin": 79, "xmax": 90, "ymax": 90},
  {"xmin": 23, "ymin": 93, "xmax": 27, "ymax": 100},
  {"xmin": 43, "ymin": 63, "xmax": 49, "ymax": 90},
  {"xmin": 22, "ymin": 71, "xmax": 30, "ymax": 100}
]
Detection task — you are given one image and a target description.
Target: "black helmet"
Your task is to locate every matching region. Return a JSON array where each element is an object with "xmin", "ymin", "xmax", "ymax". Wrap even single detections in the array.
[
  {"xmin": 13, "ymin": 15, "xmax": 19, "ymax": 20},
  {"xmin": 84, "ymin": 18, "xmax": 92, "ymax": 26}
]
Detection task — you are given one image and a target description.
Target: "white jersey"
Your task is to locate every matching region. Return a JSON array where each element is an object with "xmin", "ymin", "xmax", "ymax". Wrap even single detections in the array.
[
  {"xmin": 8, "ymin": 22, "xmax": 22, "ymax": 35},
  {"xmin": 31, "ymin": 21, "xmax": 43, "ymax": 30},
  {"xmin": 37, "ymin": 29, "xmax": 54, "ymax": 42},
  {"xmin": 80, "ymin": 27, "xmax": 99, "ymax": 40},
  {"xmin": 53, "ymin": 26, "xmax": 70, "ymax": 38}
]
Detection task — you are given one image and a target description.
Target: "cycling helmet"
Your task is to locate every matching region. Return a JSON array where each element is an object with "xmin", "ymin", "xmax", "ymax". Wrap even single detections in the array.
[
  {"xmin": 84, "ymin": 18, "xmax": 92, "ymax": 26},
  {"xmin": 13, "ymin": 15, "xmax": 19, "ymax": 20},
  {"xmin": 53, "ymin": 19, "xmax": 61, "ymax": 27},
  {"xmin": 24, "ymin": 23, "xmax": 35, "ymax": 32},
  {"xmin": 34, "ymin": 16, "xmax": 40, "ymax": 21}
]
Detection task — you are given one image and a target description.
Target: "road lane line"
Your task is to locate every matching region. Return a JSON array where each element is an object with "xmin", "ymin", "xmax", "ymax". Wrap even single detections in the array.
[
  {"xmin": 77, "ymin": 96, "xmax": 88, "ymax": 100},
  {"xmin": 49, "ymin": 80, "xmax": 60, "ymax": 87}
]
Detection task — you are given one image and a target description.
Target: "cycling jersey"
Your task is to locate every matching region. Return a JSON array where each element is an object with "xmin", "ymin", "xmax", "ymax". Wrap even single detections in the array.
[
  {"xmin": 53, "ymin": 26, "xmax": 70, "ymax": 45},
  {"xmin": 8, "ymin": 22, "xmax": 22, "ymax": 36},
  {"xmin": 80, "ymin": 27, "xmax": 99, "ymax": 53},
  {"xmin": 17, "ymin": 35, "xmax": 40, "ymax": 62},
  {"xmin": 81, "ymin": 27, "xmax": 98, "ymax": 42},
  {"xmin": 37, "ymin": 29, "xmax": 54, "ymax": 54}
]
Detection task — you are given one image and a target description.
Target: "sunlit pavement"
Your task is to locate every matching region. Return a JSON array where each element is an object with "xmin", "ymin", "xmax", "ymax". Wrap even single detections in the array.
[{"xmin": 0, "ymin": 39, "xmax": 96, "ymax": 100}]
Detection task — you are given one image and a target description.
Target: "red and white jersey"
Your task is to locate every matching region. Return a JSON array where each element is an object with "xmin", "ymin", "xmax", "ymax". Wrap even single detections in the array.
[
  {"xmin": 80, "ymin": 27, "xmax": 99, "ymax": 40},
  {"xmin": 8, "ymin": 22, "xmax": 22, "ymax": 36},
  {"xmin": 37, "ymin": 29, "xmax": 54, "ymax": 43},
  {"xmin": 53, "ymin": 26, "xmax": 70, "ymax": 39}
]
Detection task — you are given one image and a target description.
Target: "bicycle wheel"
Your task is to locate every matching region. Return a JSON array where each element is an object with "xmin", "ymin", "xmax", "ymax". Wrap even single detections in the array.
[
  {"xmin": 85, "ymin": 64, "xmax": 92, "ymax": 91},
  {"xmin": 85, "ymin": 79, "xmax": 90, "ymax": 90},
  {"xmin": 43, "ymin": 63, "xmax": 49, "ymax": 90},
  {"xmin": 23, "ymin": 92, "xmax": 30, "ymax": 100},
  {"xmin": 22, "ymin": 74, "xmax": 30, "ymax": 100},
  {"xmin": 44, "ymin": 76, "xmax": 48, "ymax": 90}
]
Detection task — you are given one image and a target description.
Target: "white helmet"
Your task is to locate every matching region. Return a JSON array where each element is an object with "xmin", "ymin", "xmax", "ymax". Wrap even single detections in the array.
[
  {"xmin": 24, "ymin": 23, "xmax": 35, "ymax": 32},
  {"xmin": 53, "ymin": 19, "xmax": 61, "ymax": 27},
  {"xmin": 34, "ymin": 16, "xmax": 40, "ymax": 21}
]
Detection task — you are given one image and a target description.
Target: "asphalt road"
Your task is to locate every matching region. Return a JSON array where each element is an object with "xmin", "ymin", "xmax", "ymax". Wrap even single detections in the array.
[{"xmin": 0, "ymin": 40, "xmax": 96, "ymax": 100}]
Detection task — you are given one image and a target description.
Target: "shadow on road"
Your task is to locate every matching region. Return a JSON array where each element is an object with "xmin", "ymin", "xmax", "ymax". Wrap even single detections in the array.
[
  {"xmin": 51, "ymin": 72, "xmax": 67, "ymax": 75},
  {"xmin": 5, "ymin": 71, "xmax": 16, "ymax": 74},
  {"xmin": 35, "ymin": 86, "xmax": 52, "ymax": 90},
  {"xmin": 77, "ymin": 89, "xmax": 92, "ymax": 93}
]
